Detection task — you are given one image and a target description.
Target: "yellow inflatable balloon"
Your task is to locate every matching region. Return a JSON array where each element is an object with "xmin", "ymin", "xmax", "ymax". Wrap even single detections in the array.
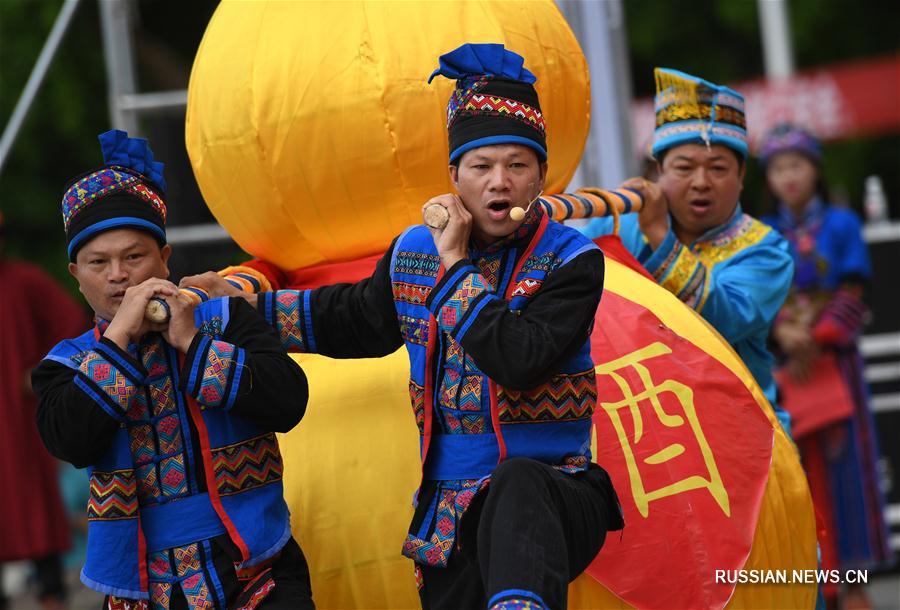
[{"xmin": 186, "ymin": 0, "xmax": 589, "ymax": 270}]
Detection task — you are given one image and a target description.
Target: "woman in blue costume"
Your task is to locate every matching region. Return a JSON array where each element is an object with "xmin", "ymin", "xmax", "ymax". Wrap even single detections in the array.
[{"xmin": 759, "ymin": 124, "xmax": 892, "ymax": 608}]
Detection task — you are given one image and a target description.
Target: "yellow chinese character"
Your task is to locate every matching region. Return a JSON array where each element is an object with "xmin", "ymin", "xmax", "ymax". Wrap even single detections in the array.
[{"xmin": 596, "ymin": 342, "xmax": 730, "ymax": 518}]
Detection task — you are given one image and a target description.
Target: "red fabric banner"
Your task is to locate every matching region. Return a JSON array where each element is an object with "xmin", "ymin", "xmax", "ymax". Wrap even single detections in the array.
[{"xmin": 587, "ymin": 288, "xmax": 773, "ymax": 608}]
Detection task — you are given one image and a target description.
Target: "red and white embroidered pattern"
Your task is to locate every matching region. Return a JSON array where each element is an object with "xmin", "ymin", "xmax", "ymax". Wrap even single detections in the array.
[
  {"xmin": 511, "ymin": 278, "xmax": 543, "ymax": 299},
  {"xmin": 464, "ymin": 95, "xmax": 545, "ymax": 133}
]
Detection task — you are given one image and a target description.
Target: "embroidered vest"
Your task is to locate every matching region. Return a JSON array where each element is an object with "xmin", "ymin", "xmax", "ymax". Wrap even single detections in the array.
[
  {"xmin": 392, "ymin": 215, "xmax": 599, "ymax": 520},
  {"xmin": 44, "ymin": 298, "xmax": 291, "ymax": 599}
]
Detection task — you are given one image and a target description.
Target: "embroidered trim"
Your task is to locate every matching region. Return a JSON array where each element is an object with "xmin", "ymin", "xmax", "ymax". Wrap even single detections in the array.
[
  {"xmin": 129, "ymin": 424, "xmax": 156, "ymax": 466},
  {"xmin": 693, "ymin": 214, "xmax": 771, "ymax": 264},
  {"xmin": 476, "ymin": 255, "xmax": 503, "ymax": 289},
  {"xmin": 462, "ymin": 94, "xmax": 545, "ymax": 133},
  {"xmin": 136, "ymin": 462, "xmax": 161, "ymax": 502},
  {"xmin": 159, "ymin": 454, "xmax": 189, "ymax": 498},
  {"xmin": 88, "ymin": 469, "xmax": 138, "ymax": 520},
  {"xmin": 147, "ymin": 379, "xmax": 175, "ymax": 422},
  {"xmin": 61, "ymin": 167, "xmax": 166, "ymax": 228},
  {"xmin": 150, "ymin": 582, "xmax": 172, "ymax": 608},
  {"xmin": 274, "ymin": 291, "xmax": 306, "ymax": 352},
  {"xmin": 409, "ymin": 380, "xmax": 426, "ymax": 434},
  {"xmin": 194, "ymin": 340, "xmax": 240, "ymax": 408},
  {"xmin": 401, "ymin": 488, "xmax": 457, "ymax": 567},
  {"xmin": 77, "ymin": 350, "xmax": 137, "ymax": 415},
  {"xmin": 236, "ymin": 576, "xmax": 276, "ymax": 610},
  {"xmin": 510, "ymin": 277, "xmax": 543, "ymax": 299},
  {"xmin": 402, "ymin": 480, "xmax": 484, "ymax": 567},
  {"xmin": 399, "ymin": 315, "xmax": 429, "ymax": 346},
  {"xmin": 498, "ymin": 370, "xmax": 596, "ymax": 422},
  {"xmin": 657, "ymin": 244, "xmax": 707, "ymax": 308},
  {"xmin": 211, "ymin": 433, "xmax": 284, "ymax": 496},
  {"xmin": 392, "ymin": 281, "xmax": 431, "ymax": 306},
  {"xmin": 141, "ymin": 337, "xmax": 169, "ymax": 383},
  {"xmin": 179, "ymin": 550, "xmax": 215, "ymax": 609},
  {"xmin": 197, "ymin": 316, "xmax": 224, "ymax": 338},
  {"xmin": 394, "ymin": 251, "xmax": 441, "ymax": 277},
  {"xmin": 107, "ymin": 597, "xmax": 149, "ymax": 610},
  {"xmin": 174, "ymin": 544, "xmax": 202, "ymax": 577},
  {"xmin": 447, "ymin": 76, "xmax": 488, "ymax": 126},
  {"xmin": 656, "ymin": 103, "xmax": 746, "ymax": 128},
  {"xmin": 438, "ymin": 272, "xmax": 489, "ymax": 332},
  {"xmin": 519, "ymin": 251, "xmax": 560, "ymax": 273}
]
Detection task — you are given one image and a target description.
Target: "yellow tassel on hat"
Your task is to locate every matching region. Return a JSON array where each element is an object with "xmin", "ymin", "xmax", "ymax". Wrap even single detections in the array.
[
  {"xmin": 655, "ymin": 68, "xmax": 702, "ymax": 112},
  {"xmin": 655, "ymin": 68, "xmax": 712, "ymax": 145}
]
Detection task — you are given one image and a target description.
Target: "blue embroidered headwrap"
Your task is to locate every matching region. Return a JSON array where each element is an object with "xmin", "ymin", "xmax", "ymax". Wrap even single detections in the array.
[
  {"xmin": 61, "ymin": 130, "xmax": 168, "ymax": 261},
  {"xmin": 652, "ymin": 68, "xmax": 748, "ymax": 159},
  {"xmin": 429, "ymin": 43, "xmax": 546, "ymax": 164}
]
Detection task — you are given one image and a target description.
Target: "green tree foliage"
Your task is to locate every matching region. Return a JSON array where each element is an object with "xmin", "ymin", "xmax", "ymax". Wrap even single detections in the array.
[{"xmin": 0, "ymin": 0, "xmax": 107, "ymax": 288}]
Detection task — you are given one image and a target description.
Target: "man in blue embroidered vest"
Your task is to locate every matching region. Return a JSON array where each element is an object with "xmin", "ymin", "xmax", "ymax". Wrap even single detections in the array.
[
  {"xmin": 184, "ymin": 44, "xmax": 623, "ymax": 610},
  {"xmin": 32, "ymin": 131, "xmax": 314, "ymax": 609},
  {"xmin": 581, "ymin": 68, "xmax": 794, "ymax": 435}
]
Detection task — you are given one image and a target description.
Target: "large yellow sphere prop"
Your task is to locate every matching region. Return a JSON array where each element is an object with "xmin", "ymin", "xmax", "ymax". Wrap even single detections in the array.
[{"xmin": 186, "ymin": 0, "xmax": 589, "ymax": 270}]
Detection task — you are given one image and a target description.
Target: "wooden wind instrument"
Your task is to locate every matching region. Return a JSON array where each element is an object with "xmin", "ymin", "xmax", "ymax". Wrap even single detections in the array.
[
  {"xmin": 144, "ymin": 287, "xmax": 210, "ymax": 323},
  {"xmin": 423, "ymin": 186, "xmax": 644, "ymax": 229},
  {"xmin": 143, "ymin": 268, "xmax": 268, "ymax": 322}
]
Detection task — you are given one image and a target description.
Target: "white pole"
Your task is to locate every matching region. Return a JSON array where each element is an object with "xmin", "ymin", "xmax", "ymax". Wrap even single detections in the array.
[
  {"xmin": 556, "ymin": 0, "xmax": 635, "ymax": 190},
  {"xmin": 98, "ymin": 0, "xmax": 140, "ymax": 134},
  {"xmin": 758, "ymin": 0, "xmax": 795, "ymax": 79}
]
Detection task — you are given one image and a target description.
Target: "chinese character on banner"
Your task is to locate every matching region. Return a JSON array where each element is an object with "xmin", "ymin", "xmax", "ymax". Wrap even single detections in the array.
[
  {"xmin": 597, "ymin": 342, "xmax": 730, "ymax": 519},
  {"xmin": 580, "ymin": 236, "xmax": 807, "ymax": 610}
]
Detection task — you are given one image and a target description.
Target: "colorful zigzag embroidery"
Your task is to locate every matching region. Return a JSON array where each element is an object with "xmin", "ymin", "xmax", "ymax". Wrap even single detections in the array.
[
  {"xmin": 88, "ymin": 469, "xmax": 138, "ymax": 520},
  {"xmin": 212, "ymin": 433, "xmax": 283, "ymax": 496}
]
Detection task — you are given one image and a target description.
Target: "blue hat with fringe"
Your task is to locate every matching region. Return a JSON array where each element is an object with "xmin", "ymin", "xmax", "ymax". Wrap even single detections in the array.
[{"xmin": 652, "ymin": 68, "xmax": 748, "ymax": 159}]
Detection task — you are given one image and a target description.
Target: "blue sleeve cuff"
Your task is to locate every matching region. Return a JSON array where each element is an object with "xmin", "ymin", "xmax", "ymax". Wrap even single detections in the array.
[
  {"xmin": 257, "ymin": 291, "xmax": 275, "ymax": 326},
  {"xmin": 257, "ymin": 290, "xmax": 309, "ymax": 353},
  {"xmin": 181, "ymin": 334, "xmax": 244, "ymax": 410}
]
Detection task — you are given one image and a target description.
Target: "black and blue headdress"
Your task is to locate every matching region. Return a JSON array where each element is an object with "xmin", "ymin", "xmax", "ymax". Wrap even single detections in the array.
[
  {"xmin": 61, "ymin": 130, "xmax": 167, "ymax": 261},
  {"xmin": 429, "ymin": 43, "xmax": 546, "ymax": 164}
]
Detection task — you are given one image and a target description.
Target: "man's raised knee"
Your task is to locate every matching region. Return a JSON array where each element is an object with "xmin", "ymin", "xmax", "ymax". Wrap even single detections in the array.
[{"xmin": 491, "ymin": 457, "xmax": 550, "ymax": 491}]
